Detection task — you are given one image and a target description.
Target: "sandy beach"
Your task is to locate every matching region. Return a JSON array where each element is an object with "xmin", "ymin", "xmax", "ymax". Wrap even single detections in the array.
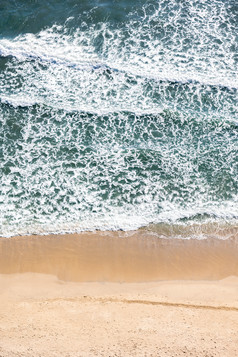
[
  {"xmin": 1, "ymin": 0, "xmax": 237, "ymax": 355},
  {"xmin": 0, "ymin": 232, "xmax": 238, "ymax": 356}
]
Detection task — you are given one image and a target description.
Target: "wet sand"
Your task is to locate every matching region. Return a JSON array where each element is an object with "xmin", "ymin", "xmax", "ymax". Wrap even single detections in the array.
[
  {"xmin": 0, "ymin": 231, "xmax": 238, "ymax": 356},
  {"xmin": 0, "ymin": 231, "xmax": 238, "ymax": 281}
]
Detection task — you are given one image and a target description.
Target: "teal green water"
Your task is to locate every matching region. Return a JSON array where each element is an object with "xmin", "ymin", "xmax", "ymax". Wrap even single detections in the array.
[{"xmin": 0, "ymin": 0, "xmax": 237, "ymax": 238}]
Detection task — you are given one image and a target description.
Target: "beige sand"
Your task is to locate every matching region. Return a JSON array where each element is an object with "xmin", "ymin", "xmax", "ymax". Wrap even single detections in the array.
[
  {"xmin": 0, "ymin": 231, "xmax": 238, "ymax": 281},
  {"xmin": 0, "ymin": 232, "xmax": 238, "ymax": 356},
  {"xmin": 0, "ymin": 273, "xmax": 238, "ymax": 357}
]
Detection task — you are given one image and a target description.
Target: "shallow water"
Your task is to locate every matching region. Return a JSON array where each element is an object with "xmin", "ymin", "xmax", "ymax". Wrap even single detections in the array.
[{"xmin": 0, "ymin": 0, "xmax": 237, "ymax": 237}]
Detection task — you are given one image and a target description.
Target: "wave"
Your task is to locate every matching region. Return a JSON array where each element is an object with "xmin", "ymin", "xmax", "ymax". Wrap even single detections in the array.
[
  {"xmin": 1, "ymin": 97, "xmax": 237, "ymax": 136},
  {"xmin": 0, "ymin": 43, "xmax": 237, "ymax": 92},
  {"xmin": 145, "ymin": 221, "xmax": 238, "ymax": 240},
  {"xmin": 0, "ymin": 95, "xmax": 39, "ymax": 108},
  {"xmin": 1, "ymin": 211, "xmax": 238, "ymax": 239}
]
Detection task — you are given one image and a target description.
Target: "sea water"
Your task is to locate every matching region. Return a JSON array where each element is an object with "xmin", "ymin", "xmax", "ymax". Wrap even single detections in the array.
[{"xmin": 0, "ymin": 0, "xmax": 237, "ymax": 238}]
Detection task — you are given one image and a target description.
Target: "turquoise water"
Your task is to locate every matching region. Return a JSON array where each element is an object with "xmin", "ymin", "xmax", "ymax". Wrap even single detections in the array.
[{"xmin": 0, "ymin": 0, "xmax": 237, "ymax": 238}]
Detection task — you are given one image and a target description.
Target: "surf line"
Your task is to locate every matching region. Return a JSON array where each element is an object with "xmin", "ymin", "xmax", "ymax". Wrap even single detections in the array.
[
  {"xmin": 0, "ymin": 47, "xmax": 236, "ymax": 91},
  {"xmin": 0, "ymin": 46, "xmax": 118, "ymax": 72}
]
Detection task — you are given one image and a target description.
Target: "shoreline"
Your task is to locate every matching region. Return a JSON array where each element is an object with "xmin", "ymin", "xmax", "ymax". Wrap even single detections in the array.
[{"xmin": 0, "ymin": 230, "xmax": 238, "ymax": 281}]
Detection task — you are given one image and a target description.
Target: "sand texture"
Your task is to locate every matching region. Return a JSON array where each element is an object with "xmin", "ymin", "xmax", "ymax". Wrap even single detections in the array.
[
  {"xmin": 0, "ymin": 273, "xmax": 238, "ymax": 357},
  {"xmin": 0, "ymin": 232, "xmax": 238, "ymax": 356}
]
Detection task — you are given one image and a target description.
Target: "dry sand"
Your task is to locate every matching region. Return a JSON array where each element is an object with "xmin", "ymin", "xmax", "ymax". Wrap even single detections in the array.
[{"xmin": 0, "ymin": 232, "xmax": 238, "ymax": 356}]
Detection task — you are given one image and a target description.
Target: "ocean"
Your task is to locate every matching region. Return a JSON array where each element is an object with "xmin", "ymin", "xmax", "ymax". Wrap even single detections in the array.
[{"xmin": 0, "ymin": 0, "xmax": 237, "ymax": 239}]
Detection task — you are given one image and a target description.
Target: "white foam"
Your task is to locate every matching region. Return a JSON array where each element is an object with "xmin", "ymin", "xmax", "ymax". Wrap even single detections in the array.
[{"xmin": 0, "ymin": 0, "xmax": 237, "ymax": 238}]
